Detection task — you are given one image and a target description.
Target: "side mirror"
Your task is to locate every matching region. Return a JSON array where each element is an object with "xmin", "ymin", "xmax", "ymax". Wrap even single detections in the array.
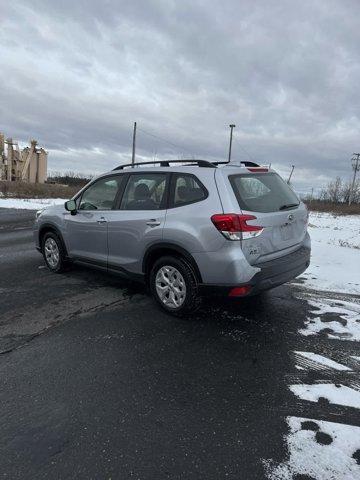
[{"xmin": 65, "ymin": 199, "xmax": 77, "ymax": 215}]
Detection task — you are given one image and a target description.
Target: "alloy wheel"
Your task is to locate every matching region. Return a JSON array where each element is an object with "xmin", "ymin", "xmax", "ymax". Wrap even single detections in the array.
[
  {"xmin": 155, "ymin": 265, "xmax": 187, "ymax": 309},
  {"xmin": 44, "ymin": 237, "xmax": 60, "ymax": 269}
]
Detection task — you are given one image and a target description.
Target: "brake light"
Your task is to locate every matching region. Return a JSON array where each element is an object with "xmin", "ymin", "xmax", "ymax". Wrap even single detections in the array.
[
  {"xmin": 211, "ymin": 214, "xmax": 263, "ymax": 240},
  {"xmin": 247, "ymin": 167, "xmax": 268, "ymax": 172}
]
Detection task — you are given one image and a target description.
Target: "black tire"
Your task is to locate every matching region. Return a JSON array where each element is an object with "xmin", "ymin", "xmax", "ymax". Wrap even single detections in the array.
[
  {"xmin": 41, "ymin": 231, "xmax": 67, "ymax": 273},
  {"xmin": 149, "ymin": 255, "xmax": 201, "ymax": 316}
]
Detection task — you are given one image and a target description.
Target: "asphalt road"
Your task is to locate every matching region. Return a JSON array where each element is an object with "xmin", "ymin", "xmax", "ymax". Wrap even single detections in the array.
[{"xmin": 0, "ymin": 208, "xmax": 359, "ymax": 479}]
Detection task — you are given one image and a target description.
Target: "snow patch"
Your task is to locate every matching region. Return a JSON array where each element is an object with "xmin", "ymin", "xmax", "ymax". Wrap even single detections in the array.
[
  {"xmin": 290, "ymin": 383, "xmax": 360, "ymax": 409},
  {"xmin": 295, "ymin": 351, "xmax": 351, "ymax": 371},
  {"xmin": 265, "ymin": 416, "xmax": 360, "ymax": 479},
  {"xmin": 300, "ymin": 297, "xmax": 360, "ymax": 341},
  {"xmin": 0, "ymin": 198, "xmax": 65, "ymax": 210},
  {"xmin": 299, "ymin": 212, "xmax": 360, "ymax": 295}
]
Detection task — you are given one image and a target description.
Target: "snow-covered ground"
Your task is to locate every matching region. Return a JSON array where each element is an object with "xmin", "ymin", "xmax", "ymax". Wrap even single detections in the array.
[
  {"xmin": 0, "ymin": 197, "xmax": 65, "ymax": 210},
  {"xmin": 294, "ymin": 351, "xmax": 351, "ymax": 371},
  {"xmin": 300, "ymin": 296, "xmax": 360, "ymax": 341},
  {"xmin": 265, "ymin": 417, "xmax": 360, "ymax": 479},
  {"xmin": 300, "ymin": 212, "xmax": 360, "ymax": 295},
  {"xmin": 290, "ymin": 383, "xmax": 360, "ymax": 409}
]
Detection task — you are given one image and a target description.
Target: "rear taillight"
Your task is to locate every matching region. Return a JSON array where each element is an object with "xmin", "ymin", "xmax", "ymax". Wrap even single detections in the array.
[{"xmin": 211, "ymin": 214, "xmax": 263, "ymax": 240}]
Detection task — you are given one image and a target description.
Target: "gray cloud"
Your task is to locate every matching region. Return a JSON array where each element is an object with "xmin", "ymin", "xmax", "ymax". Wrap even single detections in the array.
[{"xmin": 1, "ymin": 0, "xmax": 360, "ymax": 190}]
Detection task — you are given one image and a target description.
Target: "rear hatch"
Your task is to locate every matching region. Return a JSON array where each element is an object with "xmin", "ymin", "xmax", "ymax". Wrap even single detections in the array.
[{"xmin": 229, "ymin": 171, "xmax": 308, "ymax": 265}]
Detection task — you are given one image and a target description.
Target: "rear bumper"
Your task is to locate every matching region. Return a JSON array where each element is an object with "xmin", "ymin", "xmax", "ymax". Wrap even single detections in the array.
[{"xmin": 199, "ymin": 246, "xmax": 310, "ymax": 296}]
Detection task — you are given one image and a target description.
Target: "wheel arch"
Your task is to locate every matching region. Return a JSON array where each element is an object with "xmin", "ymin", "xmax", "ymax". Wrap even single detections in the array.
[
  {"xmin": 39, "ymin": 223, "xmax": 68, "ymax": 256},
  {"xmin": 143, "ymin": 242, "xmax": 202, "ymax": 283}
]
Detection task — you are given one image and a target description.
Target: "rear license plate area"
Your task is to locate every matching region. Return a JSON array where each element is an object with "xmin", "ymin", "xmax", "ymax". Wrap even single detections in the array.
[{"xmin": 280, "ymin": 224, "xmax": 293, "ymax": 241}]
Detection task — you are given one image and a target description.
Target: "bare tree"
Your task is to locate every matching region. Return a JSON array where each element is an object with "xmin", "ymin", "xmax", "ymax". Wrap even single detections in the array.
[
  {"xmin": 318, "ymin": 177, "xmax": 360, "ymax": 204},
  {"xmin": 320, "ymin": 177, "xmax": 342, "ymax": 202}
]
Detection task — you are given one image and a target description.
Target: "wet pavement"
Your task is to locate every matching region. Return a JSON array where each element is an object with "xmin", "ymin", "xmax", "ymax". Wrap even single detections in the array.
[{"xmin": 0, "ymin": 208, "xmax": 359, "ymax": 479}]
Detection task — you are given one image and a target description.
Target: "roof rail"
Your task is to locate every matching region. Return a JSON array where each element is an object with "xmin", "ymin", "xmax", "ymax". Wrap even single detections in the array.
[
  {"xmin": 213, "ymin": 160, "xmax": 260, "ymax": 167},
  {"xmin": 113, "ymin": 159, "xmax": 217, "ymax": 170}
]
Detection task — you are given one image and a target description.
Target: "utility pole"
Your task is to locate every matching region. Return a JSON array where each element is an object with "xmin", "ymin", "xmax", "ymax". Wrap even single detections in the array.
[
  {"xmin": 287, "ymin": 164, "xmax": 295, "ymax": 184},
  {"xmin": 228, "ymin": 124, "xmax": 236, "ymax": 163},
  {"xmin": 349, "ymin": 153, "xmax": 360, "ymax": 206},
  {"xmin": 131, "ymin": 121, "xmax": 137, "ymax": 167}
]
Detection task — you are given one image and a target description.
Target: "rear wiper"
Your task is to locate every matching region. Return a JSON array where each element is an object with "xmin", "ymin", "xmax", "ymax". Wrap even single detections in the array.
[{"xmin": 279, "ymin": 203, "xmax": 299, "ymax": 210}]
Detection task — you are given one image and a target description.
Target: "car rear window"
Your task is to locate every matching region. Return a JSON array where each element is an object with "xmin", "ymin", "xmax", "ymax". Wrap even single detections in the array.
[{"xmin": 229, "ymin": 173, "xmax": 300, "ymax": 213}]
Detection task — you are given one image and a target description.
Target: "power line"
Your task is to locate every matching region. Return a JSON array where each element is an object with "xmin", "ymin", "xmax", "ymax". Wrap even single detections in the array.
[
  {"xmin": 136, "ymin": 124, "xmax": 255, "ymax": 164},
  {"xmin": 232, "ymin": 135, "xmax": 256, "ymax": 162},
  {"xmin": 137, "ymin": 127, "xmax": 195, "ymax": 157}
]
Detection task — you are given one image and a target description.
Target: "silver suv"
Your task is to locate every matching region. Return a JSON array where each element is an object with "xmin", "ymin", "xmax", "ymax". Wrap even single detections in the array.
[{"xmin": 34, "ymin": 160, "xmax": 310, "ymax": 315}]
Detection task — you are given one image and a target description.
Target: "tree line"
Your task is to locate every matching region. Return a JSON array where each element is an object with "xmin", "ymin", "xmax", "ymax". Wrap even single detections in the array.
[{"xmin": 317, "ymin": 177, "xmax": 360, "ymax": 204}]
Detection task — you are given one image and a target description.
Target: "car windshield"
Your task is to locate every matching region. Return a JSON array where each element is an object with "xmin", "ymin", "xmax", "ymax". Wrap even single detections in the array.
[{"xmin": 230, "ymin": 173, "xmax": 300, "ymax": 213}]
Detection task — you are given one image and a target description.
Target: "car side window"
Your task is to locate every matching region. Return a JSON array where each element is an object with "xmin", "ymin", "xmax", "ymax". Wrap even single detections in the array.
[
  {"xmin": 172, "ymin": 174, "xmax": 207, "ymax": 207},
  {"xmin": 120, "ymin": 173, "xmax": 167, "ymax": 210},
  {"xmin": 79, "ymin": 176, "xmax": 122, "ymax": 211}
]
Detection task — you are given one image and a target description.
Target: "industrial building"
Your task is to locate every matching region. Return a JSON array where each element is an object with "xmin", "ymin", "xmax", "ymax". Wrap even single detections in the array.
[{"xmin": 0, "ymin": 133, "xmax": 48, "ymax": 183}]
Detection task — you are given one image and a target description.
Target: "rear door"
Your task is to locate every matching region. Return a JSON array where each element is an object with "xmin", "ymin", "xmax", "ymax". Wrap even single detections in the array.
[
  {"xmin": 107, "ymin": 172, "xmax": 169, "ymax": 275},
  {"xmin": 229, "ymin": 172, "xmax": 308, "ymax": 264},
  {"xmin": 163, "ymin": 171, "xmax": 225, "ymax": 252}
]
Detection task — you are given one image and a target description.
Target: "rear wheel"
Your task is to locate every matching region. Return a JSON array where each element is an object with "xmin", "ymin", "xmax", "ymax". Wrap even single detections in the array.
[
  {"xmin": 150, "ymin": 256, "xmax": 201, "ymax": 315},
  {"xmin": 42, "ymin": 231, "xmax": 67, "ymax": 273}
]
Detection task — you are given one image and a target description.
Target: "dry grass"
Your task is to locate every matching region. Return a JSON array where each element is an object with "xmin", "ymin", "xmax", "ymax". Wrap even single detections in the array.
[
  {"xmin": 304, "ymin": 199, "xmax": 360, "ymax": 215},
  {"xmin": 0, "ymin": 181, "xmax": 80, "ymax": 199}
]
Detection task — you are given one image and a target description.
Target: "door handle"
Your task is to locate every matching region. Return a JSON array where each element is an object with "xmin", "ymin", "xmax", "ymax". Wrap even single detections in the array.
[
  {"xmin": 97, "ymin": 217, "xmax": 107, "ymax": 224},
  {"xmin": 146, "ymin": 219, "xmax": 161, "ymax": 227}
]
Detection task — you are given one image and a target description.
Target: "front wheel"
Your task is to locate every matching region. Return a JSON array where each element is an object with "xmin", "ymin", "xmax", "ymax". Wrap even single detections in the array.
[
  {"xmin": 42, "ymin": 232, "xmax": 67, "ymax": 273},
  {"xmin": 149, "ymin": 256, "xmax": 201, "ymax": 316}
]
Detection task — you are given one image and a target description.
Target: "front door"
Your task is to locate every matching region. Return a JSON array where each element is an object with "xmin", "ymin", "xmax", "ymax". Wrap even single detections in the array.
[
  {"xmin": 107, "ymin": 172, "xmax": 168, "ymax": 275},
  {"xmin": 64, "ymin": 175, "xmax": 123, "ymax": 266}
]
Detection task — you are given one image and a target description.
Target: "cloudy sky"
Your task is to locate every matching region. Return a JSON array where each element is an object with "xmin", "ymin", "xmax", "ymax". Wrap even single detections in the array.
[{"xmin": 1, "ymin": 0, "xmax": 359, "ymax": 191}]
